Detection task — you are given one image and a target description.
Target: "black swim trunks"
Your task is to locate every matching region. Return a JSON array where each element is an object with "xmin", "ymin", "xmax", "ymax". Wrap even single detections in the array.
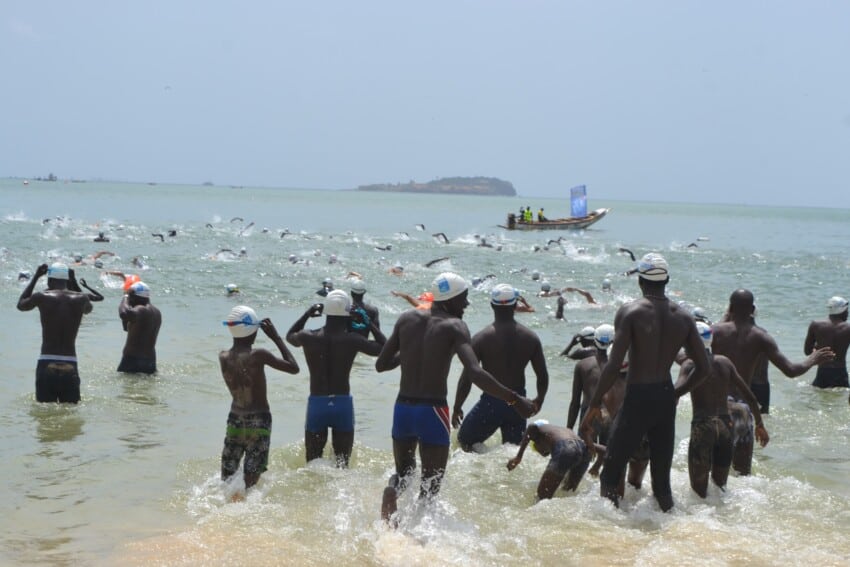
[
  {"xmin": 35, "ymin": 356, "xmax": 81, "ymax": 403},
  {"xmin": 812, "ymin": 367, "xmax": 849, "ymax": 389},
  {"xmin": 221, "ymin": 412, "xmax": 272, "ymax": 479},
  {"xmin": 457, "ymin": 391, "xmax": 527, "ymax": 447},
  {"xmin": 117, "ymin": 354, "xmax": 157, "ymax": 375},
  {"xmin": 688, "ymin": 415, "xmax": 734, "ymax": 471},
  {"xmin": 545, "ymin": 438, "xmax": 590, "ymax": 477},
  {"xmin": 749, "ymin": 382, "xmax": 770, "ymax": 414}
]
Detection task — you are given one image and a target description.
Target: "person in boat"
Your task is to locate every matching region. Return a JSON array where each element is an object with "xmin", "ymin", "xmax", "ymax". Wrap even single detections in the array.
[
  {"xmin": 803, "ymin": 296, "xmax": 850, "ymax": 389},
  {"xmin": 537, "ymin": 208, "xmax": 548, "ymax": 222},
  {"xmin": 524, "ymin": 207, "xmax": 533, "ymax": 223}
]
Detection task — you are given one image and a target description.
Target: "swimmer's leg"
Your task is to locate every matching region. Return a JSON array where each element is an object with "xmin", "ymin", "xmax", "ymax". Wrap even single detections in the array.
[
  {"xmin": 305, "ymin": 429, "xmax": 328, "ymax": 463},
  {"xmin": 627, "ymin": 457, "xmax": 649, "ymax": 490},
  {"xmin": 731, "ymin": 439, "xmax": 753, "ymax": 476},
  {"xmin": 382, "ymin": 438, "xmax": 417, "ymax": 525},
  {"xmin": 537, "ymin": 468, "xmax": 566, "ymax": 500},
  {"xmin": 331, "ymin": 429, "xmax": 354, "ymax": 468},
  {"xmin": 688, "ymin": 441, "xmax": 710, "ymax": 498},
  {"xmin": 418, "ymin": 442, "xmax": 450, "ymax": 500}
]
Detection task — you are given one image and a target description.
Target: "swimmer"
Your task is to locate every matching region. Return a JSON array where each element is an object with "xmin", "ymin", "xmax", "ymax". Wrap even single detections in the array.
[
  {"xmin": 375, "ymin": 244, "xmax": 392, "ymax": 252},
  {"xmin": 424, "ymin": 257, "xmax": 450, "ymax": 268},
  {"xmin": 168, "ymin": 229, "xmax": 177, "ymax": 237},
  {"xmin": 389, "ymin": 263, "xmax": 404, "ymax": 276},
  {"xmin": 286, "ymin": 291, "xmax": 386, "ymax": 467},
  {"xmin": 17, "ymin": 263, "xmax": 93, "ymax": 403},
  {"xmin": 567, "ymin": 325, "xmax": 613, "ymax": 432},
  {"xmin": 117, "ymin": 282, "xmax": 162, "ymax": 374},
  {"xmin": 560, "ymin": 325, "xmax": 597, "ymax": 360},
  {"xmin": 453, "ymin": 284, "xmax": 548, "ymax": 451},
  {"xmin": 226, "ymin": 283, "xmax": 240, "ymax": 297},
  {"xmin": 677, "ymin": 322, "xmax": 768, "ymax": 497},
  {"xmin": 376, "ymin": 273, "xmax": 536, "ymax": 525},
  {"xmin": 391, "ymin": 290, "xmax": 433, "ymax": 310},
  {"xmin": 415, "ymin": 224, "xmax": 426, "ymax": 231},
  {"xmin": 316, "ymin": 278, "xmax": 334, "ymax": 297},
  {"xmin": 712, "ymin": 289, "xmax": 833, "ymax": 474},
  {"xmin": 507, "ymin": 421, "xmax": 592, "ymax": 500},
  {"xmin": 94, "ymin": 231, "xmax": 110, "ymax": 243},
  {"xmin": 618, "ymin": 247, "xmax": 636, "ymax": 262},
  {"xmin": 602, "ymin": 278, "xmax": 612, "ymax": 292},
  {"xmin": 580, "ymin": 253, "xmax": 710, "ymax": 511},
  {"xmin": 152, "ymin": 233, "xmax": 165, "ymax": 242},
  {"xmin": 804, "ymin": 296, "xmax": 850, "ymax": 389},
  {"xmin": 349, "ymin": 279, "xmax": 381, "ymax": 339},
  {"xmin": 220, "ymin": 306, "xmax": 299, "ymax": 489},
  {"xmin": 432, "ymin": 232, "xmax": 450, "ymax": 244}
]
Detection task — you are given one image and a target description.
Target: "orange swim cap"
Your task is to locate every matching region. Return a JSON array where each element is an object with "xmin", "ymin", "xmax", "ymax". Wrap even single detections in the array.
[
  {"xmin": 418, "ymin": 292, "xmax": 434, "ymax": 302},
  {"xmin": 123, "ymin": 274, "xmax": 141, "ymax": 291}
]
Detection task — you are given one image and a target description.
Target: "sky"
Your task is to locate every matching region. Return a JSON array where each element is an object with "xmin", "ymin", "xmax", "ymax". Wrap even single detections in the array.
[{"xmin": 2, "ymin": 2, "xmax": 849, "ymax": 208}]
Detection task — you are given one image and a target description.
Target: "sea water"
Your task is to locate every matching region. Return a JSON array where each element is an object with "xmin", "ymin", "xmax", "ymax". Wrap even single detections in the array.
[{"xmin": 1, "ymin": 178, "xmax": 849, "ymax": 566}]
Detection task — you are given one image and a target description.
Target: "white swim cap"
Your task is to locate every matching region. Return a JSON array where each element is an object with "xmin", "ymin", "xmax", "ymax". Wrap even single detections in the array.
[
  {"xmin": 47, "ymin": 262, "xmax": 69, "ymax": 280},
  {"xmin": 827, "ymin": 296, "xmax": 848, "ymax": 316},
  {"xmin": 579, "ymin": 326, "xmax": 596, "ymax": 339},
  {"xmin": 129, "ymin": 281, "xmax": 150, "ymax": 298},
  {"xmin": 594, "ymin": 324, "xmax": 615, "ymax": 349},
  {"xmin": 324, "ymin": 289, "xmax": 351, "ymax": 317},
  {"xmin": 540, "ymin": 281, "xmax": 551, "ymax": 292},
  {"xmin": 602, "ymin": 278, "xmax": 612, "ymax": 290},
  {"xmin": 350, "ymin": 279, "xmax": 366, "ymax": 294},
  {"xmin": 224, "ymin": 305, "xmax": 260, "ymax": 338},
  {"xmin": 322, "ymin": 277, "xmax": 333, "ymax": 286},
  {"xmin": 491, "ymin": 283, "xmax": 519, "ymax": 306},
  {"xmin": 637, "ymin": 252, "xmax": 669, "ymax": 282},
  {"xmin": 532, "ymin": 419, "xmax": 549, "ymax": 428},
  {"xmin": 225, "ymin": 283, "xmax": 239, "ymax": 294},
  {"xmin": 431, "ymin": 272, "xmax": 468, "ymax": 302},
  {"xmin": 696, "ymin": 321, "xmax": 712, "ymax": 348}
]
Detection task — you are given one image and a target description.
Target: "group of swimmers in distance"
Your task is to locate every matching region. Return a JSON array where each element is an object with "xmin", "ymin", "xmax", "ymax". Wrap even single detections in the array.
[{"xmin": 15, "ymin": 250, "xmax": 849, "ymax": 523}]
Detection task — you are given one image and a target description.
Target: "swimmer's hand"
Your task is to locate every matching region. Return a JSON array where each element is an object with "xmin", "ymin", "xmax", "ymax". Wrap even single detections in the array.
[
  {"xmin": 506, "ymin": 457, "xmax": 521, "ymax": 471},
  {"xmin": 811, "ymin": 347, "xmax": 835, "ymax": 366},
  {"xmin": 579, "ymin": 407, "xmax": 602, "ymax": 456},
  {"xmin": 35, "ymin": 263, "xmax": 49, "ymax": 278},
  {"xmin": 755, "ymin": 423, "xmax": 769, "ymax": 447},
  {"xmin": 260, "ymin": 319, "xmax": 281, "ymax": 340},
  {"xmin": 308, "ymin": 303, "xmax": 324, "ymax": 317},
  {"xmin": 451, "ymin": 407, "xmax": 463, "ymax": 428},
  {"xmin": 512, "ymin": 396, "xmax": 536, "ymax": 419}
]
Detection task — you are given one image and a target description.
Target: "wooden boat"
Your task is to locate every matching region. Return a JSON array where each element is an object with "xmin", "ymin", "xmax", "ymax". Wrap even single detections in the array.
[{"xmin": 501, "ymin": 207, "xmax": 610, "ymax": 231}]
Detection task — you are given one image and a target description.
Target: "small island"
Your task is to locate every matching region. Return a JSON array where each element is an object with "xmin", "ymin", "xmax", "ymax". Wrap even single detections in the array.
[{"xmin": 356, "ymin": 176, "xmax": 516, "ymax": 197}]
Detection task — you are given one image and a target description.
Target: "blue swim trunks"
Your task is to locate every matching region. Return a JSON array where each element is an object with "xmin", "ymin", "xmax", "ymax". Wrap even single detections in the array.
[
  {"xmin": 392, "ymin": 396, "xmax": 451, "ymax": 447},
  {"xmin": 305, "ymin": 395, "xmax": 355, "ymax": 433},
  {"xmin": 457, "ymin": 392, "xmax": 526, "ymax": 446}
]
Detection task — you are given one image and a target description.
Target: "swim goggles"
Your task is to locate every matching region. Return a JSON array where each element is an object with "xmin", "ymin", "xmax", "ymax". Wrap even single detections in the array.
[{"xmin": 222, "ymin": 315, "xmax": 259, "ymax": 327}]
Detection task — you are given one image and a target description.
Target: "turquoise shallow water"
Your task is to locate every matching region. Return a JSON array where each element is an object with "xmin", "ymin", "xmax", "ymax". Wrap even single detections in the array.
[{"xmin": 2, "ymin": 178, "xmax": 850, "ymax": 565}]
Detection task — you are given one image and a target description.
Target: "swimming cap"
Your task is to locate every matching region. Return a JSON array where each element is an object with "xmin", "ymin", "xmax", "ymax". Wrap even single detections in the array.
[
  {"xmin": 94, "ymin": 260, "xmax": 104, "ymax": 269},
  {"xmin": 431, "ymin": 272, "xmax": 468, "ymax": 302},
  {"xmin": 827, "ymin": 296, "xmax": 848, "ymax": 315},
  {"xmin": 122, "ymin": 274, "xmax": 141, "ymax": 291},
  {"xmin": 491, "ymin": 283, "xmax": 519, "ymax": 306},
  {"xmin": 129, "ymin": 281, "xmax": 150, "ymax": 298},
  {"xmin": 637, "ymin": 253, "xmax": 669, "ymax": 281},
  {"xmin": 322, "ymin": 277, "xmax": 333, "ymax": 286},
  {"xmin": 324, "ymin": 289, "xmax": 351, "ymax": 317},
  {"xmin": 223, "ymin": 305, "xmax": 260, "ymax": 338},
  {"xmin": 579, "ymin": 326, "xmax": 596, "ymax": 339},
  {"xmin": 47, "ymin": 262, "xmax": 69, "ymax": 280},
  {"xmin": 532, "ymin": 419, "xmax": 549, "ymax": 428},
  {"xmin": 602, "ymin": 278, "xmax": 612, "ymax": 291},
  {"xmin": 350, "ymin": 279, "xmax": 367, "ymax": 294},
  {"xmin": 418, "ymin": 291, "xmax": 434, "ymax": 302},
  {"xmin": 696, "ymin": 321, "xmax": 712, "ymax": 348},
  {"xmin": 541, "ymin": 281, "xmax": 551, "ymax": 292},
  {"xmin": 594, "ymin": 324, "xmax": 615, "ymax": 349},
  {"xmin": 531, "ymin": 270, "xmax": 541, "ymax": 281},
  {"xmin": 226, "ymin": 283, "xmax": 239, "ymax": 294}
]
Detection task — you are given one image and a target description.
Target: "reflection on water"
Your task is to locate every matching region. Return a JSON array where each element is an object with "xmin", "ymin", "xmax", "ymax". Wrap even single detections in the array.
[{"xmin": 30, "ymin": 404, "xmax": 85, "ymax": 446}]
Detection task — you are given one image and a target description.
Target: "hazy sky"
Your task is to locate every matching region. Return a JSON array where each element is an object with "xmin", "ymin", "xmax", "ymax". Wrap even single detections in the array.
[{"xmin": 3, "ymin": 2, "xmax": 849, "ymax": 207}]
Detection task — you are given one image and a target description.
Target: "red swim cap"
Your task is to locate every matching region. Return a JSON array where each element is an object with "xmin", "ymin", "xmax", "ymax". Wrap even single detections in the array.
[{"xmin": 122, "ymin": 274, "xmax": 141, "ymax": 291}]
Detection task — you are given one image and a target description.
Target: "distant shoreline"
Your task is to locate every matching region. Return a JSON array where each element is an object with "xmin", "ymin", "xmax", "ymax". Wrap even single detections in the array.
[{"xmin": 356, "ymin": 176, "xmax": 516, "ymax": 197}]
